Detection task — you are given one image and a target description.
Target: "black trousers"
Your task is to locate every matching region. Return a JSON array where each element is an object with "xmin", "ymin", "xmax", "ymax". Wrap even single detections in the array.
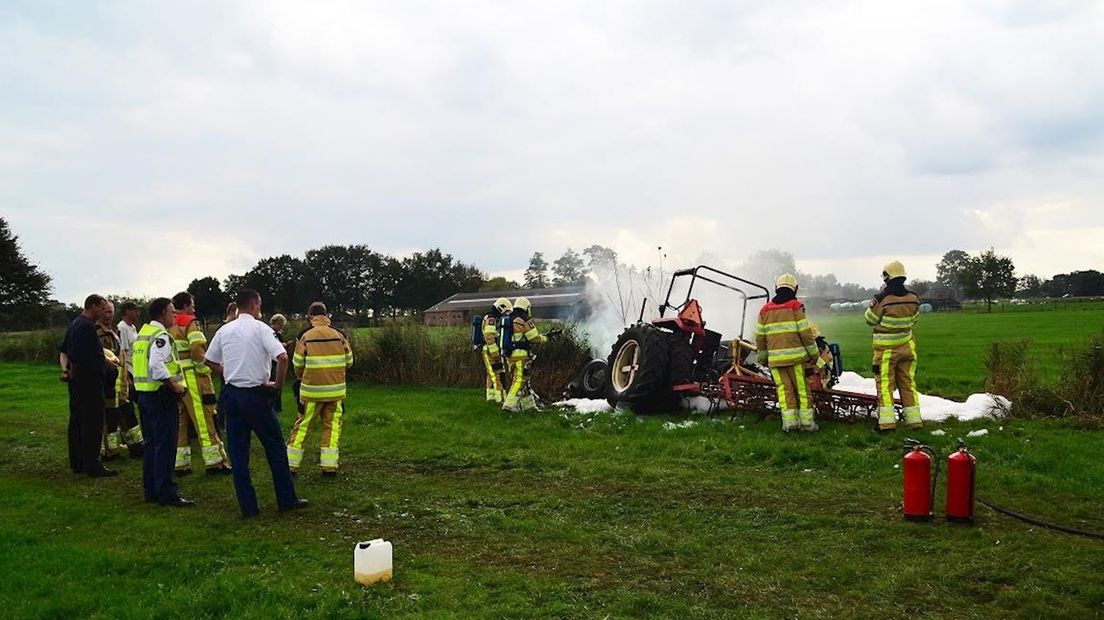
[
  {"xmin": 223, "ymin": 385, "xmax": 298, "ymax": 514},
  {"xmin": 137, "ymin": 389, "xmax": 180, "ymax": 504},
  {"xmin": 67, "ymin": 380, "xmax": 104, "ymax": 473}
]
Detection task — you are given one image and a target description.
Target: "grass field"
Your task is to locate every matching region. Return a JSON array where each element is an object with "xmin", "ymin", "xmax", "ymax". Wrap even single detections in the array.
[
  {"xmin": 815, "ymin": 306, "xmax": 1104, "ymax": 399},
  {"xmin": 1, "ymin": 360, "xmax": 1103, "ymax": 618}
]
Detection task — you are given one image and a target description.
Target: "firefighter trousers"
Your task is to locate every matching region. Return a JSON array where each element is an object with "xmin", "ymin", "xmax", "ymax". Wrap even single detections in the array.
[
  {"xmin": 482, "ymin": 348, "xmax": 505, "ymax": 402},
  {"xmin": 176, "ymin": 369, "xmax": 230, "ymax": 471},
  {"xmin": 770, "ymin": 365, "xmax": 815, "ymax": 431},
  {"xmin": 286, "ymin": 400, "xmax": 344, "ymax": 472},
  {"xmin": 873, "ymin": 340, "xmax": 921, "ymax": 430},
  {"xmin": 503, "ymin": 353, "xmax": 537, "ymax": 412}
]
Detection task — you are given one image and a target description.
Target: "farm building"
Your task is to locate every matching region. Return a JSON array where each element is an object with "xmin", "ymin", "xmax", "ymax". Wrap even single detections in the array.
[{"xmin": 424, "ymin": 286, "xmax": 589, "ymax": 326}]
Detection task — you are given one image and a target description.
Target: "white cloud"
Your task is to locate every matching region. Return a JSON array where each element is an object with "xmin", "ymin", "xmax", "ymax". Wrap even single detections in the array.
[{"xmin": 1, "ymin": 0, "xmax": 1101, "ymax": 302}]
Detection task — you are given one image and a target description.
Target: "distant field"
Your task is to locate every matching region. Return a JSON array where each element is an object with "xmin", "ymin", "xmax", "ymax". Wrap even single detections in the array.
[
  {"xmin": 1, "ymin": 361, "xmax": 1102, "ymax": 617},
  {"xmin": 816, "ymin": 306, "xmax": 1104, "ymax": 399}
]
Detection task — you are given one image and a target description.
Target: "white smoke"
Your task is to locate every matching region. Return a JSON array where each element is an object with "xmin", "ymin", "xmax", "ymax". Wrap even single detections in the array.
[{"xmin": 579, "ymin": 248, "xmax": 793, "ymax": 359}]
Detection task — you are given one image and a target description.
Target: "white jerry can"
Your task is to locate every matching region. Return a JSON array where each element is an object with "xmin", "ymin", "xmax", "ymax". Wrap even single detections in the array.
[{"xmin": 354, "ymin": 539, "xmax": 393, "ymax": 585}]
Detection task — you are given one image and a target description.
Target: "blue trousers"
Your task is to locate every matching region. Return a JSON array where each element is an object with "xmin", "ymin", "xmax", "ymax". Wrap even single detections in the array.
[
  {"xmin": 136, "ymin": 389, "xmax": 180, "ymax": 503},
  {"xmin": 222, "ymin": 385, "xmax": 298, "ymax": 514}
]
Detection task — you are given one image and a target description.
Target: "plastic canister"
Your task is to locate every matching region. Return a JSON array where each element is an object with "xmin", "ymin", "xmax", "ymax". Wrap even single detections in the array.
[{"xmin": 354, "ymin": 539, "xmax": 393, "ymax": 585}]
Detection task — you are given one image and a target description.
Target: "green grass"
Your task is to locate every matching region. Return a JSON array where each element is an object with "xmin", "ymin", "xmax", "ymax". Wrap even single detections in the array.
[
  {"xmin": 1, "ymin": 362, "xmax": 1102, "ymax": 618},
  {"xmin": 815, "ymin": 307, "xmax": 1104, "ymax": 399}
]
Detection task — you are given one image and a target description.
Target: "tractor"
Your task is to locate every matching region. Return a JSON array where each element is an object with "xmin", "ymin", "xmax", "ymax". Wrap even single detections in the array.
[{"xmin": 566, "ymin": 265, "xmax": 892, "ymax": 420}]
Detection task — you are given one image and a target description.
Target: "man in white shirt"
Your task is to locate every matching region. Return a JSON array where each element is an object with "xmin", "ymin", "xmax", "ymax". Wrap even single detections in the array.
[
  {"xmin": 206, "ymin": 289, "xmax": 306, "ymax": 518},
  {"xmin": 117, "ymin": 301, "xmax": 139, "ymax": 375}
]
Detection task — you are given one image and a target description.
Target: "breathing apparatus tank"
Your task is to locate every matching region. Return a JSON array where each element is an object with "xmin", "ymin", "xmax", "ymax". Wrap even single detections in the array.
[{"xmin": 470, "ymin": 315, "xmax": 485, "ymax": 350}]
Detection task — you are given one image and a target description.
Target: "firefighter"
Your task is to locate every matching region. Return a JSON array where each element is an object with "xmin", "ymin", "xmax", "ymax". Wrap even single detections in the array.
[
  {"xmin": 96, "ymin": 301, "xmax": 142, "ymax": 459},
  {"xmin": 482, "ymin": 298, "xmax": 512, "ymax": 403},
  {"xmin": 805, "ymin": 322, "xmax": 836, "ymax": 390},
  {"xmin": 286, "ymin": 302, "xmax": 354, "ymax": 477},
  {"xmin": 502, "ymin": 297, "xmax": 547, "ymax": 413},
  {"xmin": 756, "ymin": 274, "xmax": 820, "ymax": 432},
  {"xmin": 865, "ymin": 260, "xmax": 923, "ymax": 431},
  {"xmin": 169, "ymin": 292, "xmax": 231, "ymax": 475}
]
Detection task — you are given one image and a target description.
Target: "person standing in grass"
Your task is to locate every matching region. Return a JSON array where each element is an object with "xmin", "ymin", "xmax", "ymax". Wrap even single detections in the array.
[
  {"xmin": 205, "ymin": 289, "xmax": 306, "ymax": 517},
  {"xmin": 268, "ymin": 313, "xmax": 292, "ymax": 413},
  {"xmin": 115, "ymin": 301, "xmax": 144, "ymax": 456},
  {"xmin": 756, "ymin": 274, "xmax": 820, "ymax": 432},
  {"xmin": 169, "ymin": 292, "xmax": 231, "ymax": 476},
  {"xmin": 132, "ymin": 297, "xmax": 194, "ymax": 507},
  {"xmin": 865, "ymin": 261, "xmax": 923, "ymax": 431},
  {"xmin": 286, "ymin": 302, "xmax": 353, "ymax": 478},
  {"xmin": 502, "ymin": 297, "xmax": 548, "ymax": 413},
  {"xmin": 481, "ymin": 298, "xmax": 512, "ymax": 404},
  {"xmin": 59, "ymin": 294, "xmax": 118, "ymax": 477},
  {"xmin": 96, "ymin": 300, "xmax": 141, "ymax": 460}
]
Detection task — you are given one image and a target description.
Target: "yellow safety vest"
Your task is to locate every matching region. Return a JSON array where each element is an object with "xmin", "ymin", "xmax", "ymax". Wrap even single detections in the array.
[{"xmin": 133, "ymin": 324, "xmax": 183, "ymax": 392}]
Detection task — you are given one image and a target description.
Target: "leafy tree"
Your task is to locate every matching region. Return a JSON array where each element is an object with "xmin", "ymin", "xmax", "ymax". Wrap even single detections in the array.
[
  {"xmin": 738, "ymin": 249, "xmax": 798, "ymax": 290},
  {"xmin": 962, "ymin": 248, "xmax": 1017, "ymax": 312},
  {"xmin": 305, "ymin": 245, "xmax": 358, "ymax": 315},
  {"xmin": 1016, "ymin": 275, "xmax": 1043, "ymax": 298},
  {"xmin": 524, "ymin": 252, "xmax": 550, "ymax": 289},
  {"xmin": 480, "ymin": 277, "xmax": 521, "ymax": 292},
  {"xmin": 552, "ymin": 248, "xmax": 588, "ymax": 287},
  {"xmin": 240, "ymin": 255, "xmax": 317, "ymax": 314},
  {"xmin": 909, "ymin": 279, "xmax": 935, "ymax": 298},
  {"xmin": 187, "ymin": 277, "xmax": 227, "ymax": 320},
  {"xmin": 393, "ymin": 249, "xmax": 485, "ymax": 316},
  {"xmin": 0, "ymin": 218, "xmax": 53, "ymax": 330},
  {"xmin": 936, "ymin": 249, "xmax": 972, "ymax": 300},
  {"xmin": 582, "ymin": 245, "xmax": 618, "ymax": 272},
  {"xmin": 1041, "ymin": 273, "xmax": 1071, "ymax": 298},
  {"xmin": 1069, "ymin": 270, "xmax": 1104, "ymax": 297}
]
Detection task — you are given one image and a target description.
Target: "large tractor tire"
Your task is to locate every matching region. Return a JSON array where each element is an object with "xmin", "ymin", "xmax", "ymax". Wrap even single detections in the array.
[{"xmin": 606, "ymin": 324, "xmax": 680, "ymax": 412}]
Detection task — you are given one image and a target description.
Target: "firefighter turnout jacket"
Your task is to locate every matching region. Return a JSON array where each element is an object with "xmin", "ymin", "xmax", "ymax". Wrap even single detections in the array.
[
  {"xmin": 755, "ymin": 299, "xmax": 818, "ymax": 367},
  {"xmin": 293, "ymin": 315, "xmax": 354, "ymax": 402}
]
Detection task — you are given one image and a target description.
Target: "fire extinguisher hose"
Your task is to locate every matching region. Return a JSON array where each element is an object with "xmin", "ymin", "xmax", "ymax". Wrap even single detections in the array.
[{"xmin": 978, "ymin": 496, "xmax": 1104, "ymax": 540}]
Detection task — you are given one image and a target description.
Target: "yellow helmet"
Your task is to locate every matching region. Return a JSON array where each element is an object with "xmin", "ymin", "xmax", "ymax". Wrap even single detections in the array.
[
  {"xmin": 514, "ymin": 297, "xmax": 532, "ymax": 315},
  {"xmin": 775, "ymin": 273, "xmax": 798, "ymax": 291},
  {"xmin": 808, "ymin": 321, "xmax": 821, "ymax": 339},
  {"xmin": 882, "ymin": 260, "xmax": 907, "ymax": 281},
  {"xmin": 493, "ymin": 297, "xmax": 513, "ymax": 314}
]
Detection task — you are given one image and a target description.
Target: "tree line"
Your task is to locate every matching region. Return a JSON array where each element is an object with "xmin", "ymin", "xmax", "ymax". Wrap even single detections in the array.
[{"xmin": 2, "ymin": 215, "xmax": 1102, "ymax": 329}]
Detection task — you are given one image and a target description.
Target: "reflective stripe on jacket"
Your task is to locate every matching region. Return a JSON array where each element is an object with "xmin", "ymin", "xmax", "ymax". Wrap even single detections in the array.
[
  {"xmin": 755, "ymin": 299, "xmax": 818, "ymax": 367},
  {"xmin": 133, "ymin": 324, "xmax": 183, "ymax": 392},
  {"xmin": 293, "ymin": 316, "xmax": 353, "ymax": 402},
  {"xmin": 510, "ymin": 316, "xmax": 546, "ymax": 352},
  {"xmin": 864, "ymin": 291, "xmax": 921, "ymax": 351}
]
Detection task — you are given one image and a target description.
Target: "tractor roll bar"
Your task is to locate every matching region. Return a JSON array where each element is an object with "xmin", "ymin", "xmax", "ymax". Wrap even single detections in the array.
[{"xmin": 659, "ymin": 265, "xmax": 771, "ymax": 339}]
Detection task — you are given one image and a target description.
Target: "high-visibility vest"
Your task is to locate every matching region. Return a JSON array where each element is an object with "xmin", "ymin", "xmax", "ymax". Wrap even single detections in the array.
[{"xmin": 133, "ymin": 323, "xmax": 183, "ymax": 392}]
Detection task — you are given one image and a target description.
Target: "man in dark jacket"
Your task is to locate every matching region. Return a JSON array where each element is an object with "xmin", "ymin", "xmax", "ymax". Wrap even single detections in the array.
[{"xmin": 60, "ymin": 294, "xmax": 117, "ymax": 477}]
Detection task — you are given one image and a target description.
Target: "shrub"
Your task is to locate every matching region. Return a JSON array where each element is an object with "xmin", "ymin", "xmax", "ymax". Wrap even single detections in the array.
[{"xmin": 984, "ymin": 334, "xmax": 1104, "ymax": 420}]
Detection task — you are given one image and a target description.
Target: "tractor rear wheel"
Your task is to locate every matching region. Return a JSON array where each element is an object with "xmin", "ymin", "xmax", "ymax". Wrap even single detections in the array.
[{"xmin": 606, "ymin": 324, "xmax": 678, "ymax": 412}]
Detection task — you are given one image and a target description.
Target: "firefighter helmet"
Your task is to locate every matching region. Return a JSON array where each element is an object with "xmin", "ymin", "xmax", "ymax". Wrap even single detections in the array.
[
  {"xmin": 775, "ymin": 273, "xmax": 798, "ymax": 291},
  {"xmin": 514, "ymin": 297, "xmax": 532, "ymax": 315},
  {"xmin": 493, "ymin": 297, "xmax": 513, "ymax": 315},
  {"xmin": 882, "ymin": 260, "xmax": 907, "ymax": 281},
  {"xmin": 808, "ymin": 321, "xmax": 821, "ymax": 339}
]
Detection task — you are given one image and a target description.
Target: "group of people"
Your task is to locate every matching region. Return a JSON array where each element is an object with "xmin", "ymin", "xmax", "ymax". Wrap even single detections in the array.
[
  {"xmin": 59, "ymin": 289, "xmax": 353, "ymax": 517},
  {"xmin": 755, "ymin": 260, "xmax": 923, "ymax": 432},
  {"xmin": 479, "ymin": 296, "xmax": 551, "ymax": 412}
]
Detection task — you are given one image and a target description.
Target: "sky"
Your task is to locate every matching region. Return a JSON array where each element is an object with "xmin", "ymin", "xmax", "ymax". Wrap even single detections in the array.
[{"xmin": 2, "ymin": 0, "xmax": 1102, "ymax": 303}]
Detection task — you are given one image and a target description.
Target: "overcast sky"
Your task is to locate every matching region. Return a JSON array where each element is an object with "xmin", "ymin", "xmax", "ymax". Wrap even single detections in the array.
[{"xmin": 3, "ymin": 0, "xmax": 1102, "ymax": 303}]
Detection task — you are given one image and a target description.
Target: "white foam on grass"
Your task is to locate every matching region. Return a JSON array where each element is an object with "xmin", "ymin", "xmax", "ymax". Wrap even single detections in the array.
[
  {"xmin": 557, "ymin": 372, "xmax": 1010, "ymax": 422},
  {"xmin": 556, "ymin": 398, "xmax": 613, "ymax": 414},
  {"xmin": 834, "ymin": 372, "xmax": 1010, "ymax": 422}
]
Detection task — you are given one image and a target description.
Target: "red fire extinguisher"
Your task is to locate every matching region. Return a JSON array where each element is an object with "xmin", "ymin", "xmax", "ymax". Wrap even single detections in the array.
[
  {"xmin": 945, "ymin": 439, "xmax": 976, "ymax": 524},
  {"xmin": 902, "ymin": 439, "xmax": 939, "ymax": 522}
]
